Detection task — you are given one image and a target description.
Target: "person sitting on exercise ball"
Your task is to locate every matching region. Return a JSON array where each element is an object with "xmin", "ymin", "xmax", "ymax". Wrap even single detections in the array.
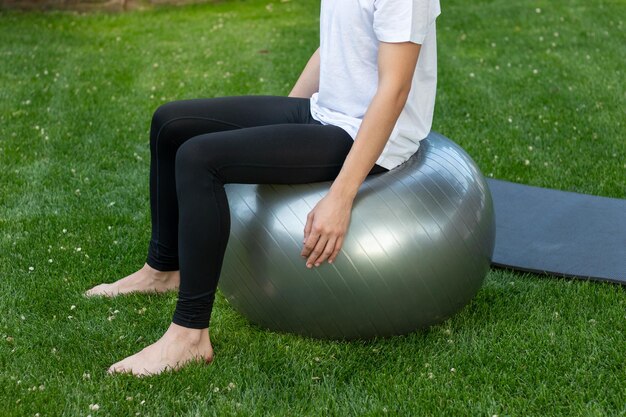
[{"xmin": 85, "ymin": 0, "xmax": 441, "ymax": 376}]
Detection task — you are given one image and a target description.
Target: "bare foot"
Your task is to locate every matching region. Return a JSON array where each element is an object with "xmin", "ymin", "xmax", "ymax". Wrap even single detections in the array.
[
  {"xmin": 84, "ymin": 263, "xmax": 180, "ymax": 297},
  {"xmin": 107, "ymin": 323, "xmax": 214, "ymax": 376}
]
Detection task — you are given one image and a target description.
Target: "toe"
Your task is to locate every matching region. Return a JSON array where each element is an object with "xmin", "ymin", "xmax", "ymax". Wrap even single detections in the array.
[
  {"xmin": 87, "ymin": 284, "xmax": 117, "ymax": 298},
  {"xmin": 107, "ymin": 361, "xmax": 128, "ymax": 375},
  {"xmin": 84, "ymin": 284, "xmax": 106, "ymax": 297}
]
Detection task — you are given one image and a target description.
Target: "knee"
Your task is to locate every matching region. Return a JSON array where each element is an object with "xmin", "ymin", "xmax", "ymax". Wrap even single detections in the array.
[
  {"xmin": 175, "ymin": 137, "xmax": 219, "ymax": 180},
  {"xmin": 150, "ymin": 102, "xmax": 183, "ymax": 150},
  {"xmin": 151, "ymin": 102, "xmax": 179, "ymax": 133}
]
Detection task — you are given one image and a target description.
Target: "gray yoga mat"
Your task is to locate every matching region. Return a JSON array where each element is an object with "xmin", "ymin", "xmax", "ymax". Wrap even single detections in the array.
[{"xmin": 486, "ymin": 178, "xmax": 626, "ymax": 284}]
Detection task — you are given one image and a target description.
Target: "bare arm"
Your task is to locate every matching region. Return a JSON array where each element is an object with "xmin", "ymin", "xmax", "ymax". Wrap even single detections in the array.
[
  {"xmin": 328, "ymin": 41, "xmax": 421, "ymax": 200},
  {"xmin": 301, "ymin": 41, "xmax": 421, "ymax": 267},
  {"xmin": 288, "ymin": 47, "xmax": 320, "ymax": 98}
]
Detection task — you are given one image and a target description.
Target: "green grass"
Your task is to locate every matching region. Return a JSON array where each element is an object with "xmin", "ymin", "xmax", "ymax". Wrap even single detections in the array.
[{"xmin": 1, "ymin": 0, "xmax": 625, "ymax": 415}]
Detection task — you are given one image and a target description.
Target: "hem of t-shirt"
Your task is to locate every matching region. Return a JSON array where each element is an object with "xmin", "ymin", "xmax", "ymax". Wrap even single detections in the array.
[
  {"xmin": 310, "ymin": 97, "xmax": 360, "ymax": 139},
  {"xmin": 375, "ymin": 154, "xmax": 407, "ymax": 171},
  {"xmin": 376, "ymin": 32, "xmax": 427, "ymax": 45}
]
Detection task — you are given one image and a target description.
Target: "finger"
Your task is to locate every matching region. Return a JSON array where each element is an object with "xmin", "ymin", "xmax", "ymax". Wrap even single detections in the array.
[
  {"xmin": 328, "ymin": 235, "xmax": 344, "ymax": 264},
  {"xmin": 314, "ymin": 236, "xmax": 337, "ymax": 266},
  {"xmin": 303, "ymin": 212, "xmax": 313, "ymax": 243},
  {"xmin": 306, "ymin": 235, "xmax": 329, "ymax": 268},
  {"xmin": 301, "ymin": 232, "xmax": 320, "ymax": 258}
]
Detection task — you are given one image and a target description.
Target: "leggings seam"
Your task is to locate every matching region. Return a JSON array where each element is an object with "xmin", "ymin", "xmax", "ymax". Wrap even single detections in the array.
[{"xmin": 154, "ymin": 116, "xmax": 247, "ymax": 259}]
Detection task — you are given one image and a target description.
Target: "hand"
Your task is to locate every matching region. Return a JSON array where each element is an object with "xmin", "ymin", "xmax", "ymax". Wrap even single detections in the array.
[{"xmin": 301, "ymin": 193, "xmax": 353, "ymax": 268}]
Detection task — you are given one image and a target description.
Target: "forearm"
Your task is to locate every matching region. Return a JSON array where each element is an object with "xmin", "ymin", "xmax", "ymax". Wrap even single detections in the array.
[
  {"xmin": 328, "ymin": 40, "xmax": 420, "ymax": 202},
  {"xmin": 328, "ymin": 87, "xmax": 409, "ymax": 201},
  {"xmin": 288, "ymin": 47, "xmax": 320, "ymax": 98}
]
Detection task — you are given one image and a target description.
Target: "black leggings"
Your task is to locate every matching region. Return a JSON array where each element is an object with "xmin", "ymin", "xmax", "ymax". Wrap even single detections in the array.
[{"xmin": 145, "ymin": 95, "xmax": 389, "ymax": 329}]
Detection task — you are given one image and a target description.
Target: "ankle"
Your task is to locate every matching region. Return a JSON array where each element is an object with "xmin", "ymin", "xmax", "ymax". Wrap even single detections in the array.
[
  {"xmin": 142, "ymin": 263, "xmax": 179, "ymax": 283},
  {"xmin": 166, "ymin": 323, "xmax": 209, "ymax": 345}
]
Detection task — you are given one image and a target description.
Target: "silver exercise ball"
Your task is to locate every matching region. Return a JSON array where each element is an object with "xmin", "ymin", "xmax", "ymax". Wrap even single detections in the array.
[{"xmin": 219, "ymin": 131, "xmax": 495, "ymax": 340}]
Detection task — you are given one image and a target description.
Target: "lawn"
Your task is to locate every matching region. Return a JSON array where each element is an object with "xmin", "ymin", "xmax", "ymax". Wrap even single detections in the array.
[{"xmin": 0, "ymin": 0, "xmax": 624, "ymax": 415}]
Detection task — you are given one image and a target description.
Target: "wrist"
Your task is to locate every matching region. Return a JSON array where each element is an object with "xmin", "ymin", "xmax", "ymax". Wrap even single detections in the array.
[{"xmin": 328, "ymin": 183, "xmax": 358, "ymax": 202}]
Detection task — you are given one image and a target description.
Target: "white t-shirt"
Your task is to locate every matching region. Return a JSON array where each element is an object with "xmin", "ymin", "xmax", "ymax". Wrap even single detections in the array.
[{"xmin": 310, "ymin": 0, "xmax": 441, "ymax": 170}]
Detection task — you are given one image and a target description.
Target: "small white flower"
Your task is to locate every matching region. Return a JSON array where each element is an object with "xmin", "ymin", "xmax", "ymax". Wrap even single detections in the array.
[
  {"xmin": 524, "ymin": 159, "xmax": 530, "ymax": 165},
  {"xmin": 63, "ymin": 228, "xmax": 67, "ymax": 233},
  {"xmin": 48, "ymin": 259, "xmax": 53, "ymax": 263},
  {"xmin": 89, "ymin": 403, "xmax": 100, "ymax": 411},
  {"xmin": 28, "ymin": 266, "xmax": 34, "ymax": 271},
  {"xmin": 535, "ymin": 7, "xmax": 541, "ymax": 13},
  {"xmin": 469, "ymin": 72, "xmax": 475, "ymax": 78},
  {"xmin": 70, "ymin": 305, "xmax": 76, "ymax": 310},
  {"xmin": 76, "ymin": 247, "xmax": 81, "ymax": 252},
  {"xmin": 450, "ymin": 368, "xmax": 456, "ymax": 373}
]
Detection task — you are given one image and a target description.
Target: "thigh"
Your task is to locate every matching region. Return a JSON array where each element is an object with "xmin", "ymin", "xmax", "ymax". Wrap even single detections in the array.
[
  {"xmin": 177, "ymin": 123, "xmax": 387, "ymax": 185},
  {"xmin": 153, "ymin": 95, "xmax": 319, "ymax": 140}
]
